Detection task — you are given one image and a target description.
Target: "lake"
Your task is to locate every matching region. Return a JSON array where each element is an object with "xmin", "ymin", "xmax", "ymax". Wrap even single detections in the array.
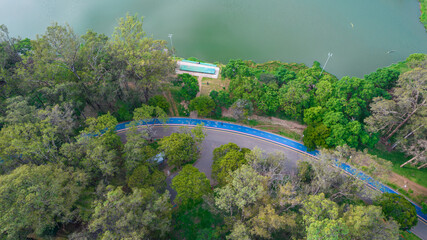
[{"xmin": 1, "ymin": 0, "xmax": 427, "ymax": 77}]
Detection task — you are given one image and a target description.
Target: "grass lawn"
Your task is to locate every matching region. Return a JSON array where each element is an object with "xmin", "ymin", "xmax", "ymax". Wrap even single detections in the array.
[
  {"xmin": 200, "ymin": 77, "xmax": 230, "ymax": 96},
  {"xmin": 368, "ymin": 146, "xmax": 427, "ymax": 189},
  {"xmin": 257, "ymin": 125, "xmax": 302, "ymax": 141}
]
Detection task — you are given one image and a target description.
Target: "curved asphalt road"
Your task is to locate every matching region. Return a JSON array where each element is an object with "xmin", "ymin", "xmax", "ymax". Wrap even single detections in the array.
[{"xmin": 117, "ymin": 125, "xmax": 427, "ymax": 239}]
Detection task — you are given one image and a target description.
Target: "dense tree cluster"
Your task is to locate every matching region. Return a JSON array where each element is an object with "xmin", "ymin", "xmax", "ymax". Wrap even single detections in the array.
[
  {"xmin": 0, "ymin": 15, "xmax": 176, "ymax": 239},
  {"xmin": 169, "ymin": 143, "xmax": 408, "ymax": 239},
  {"xmin": 218, "ymin": 56, "xmax": 426, "ymax": 156}
]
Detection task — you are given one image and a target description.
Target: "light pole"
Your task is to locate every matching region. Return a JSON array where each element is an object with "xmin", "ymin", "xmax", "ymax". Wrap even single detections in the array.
[
  {"xmin": 168, "ymin": 34, "xmax": 174, "ymax": 57},
  {"xmin": 319, "ymin": 52, "xmax": 333, "ymax": 77}
]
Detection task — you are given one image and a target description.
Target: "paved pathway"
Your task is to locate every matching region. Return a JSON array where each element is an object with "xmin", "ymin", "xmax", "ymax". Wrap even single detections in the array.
[{"xmin": 115, "ymin": 118, "xmax": 427, "ymax": 239}]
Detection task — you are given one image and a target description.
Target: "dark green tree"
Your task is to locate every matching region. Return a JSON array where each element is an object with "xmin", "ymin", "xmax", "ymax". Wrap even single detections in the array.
[{"xmin": 375, "ymin": 193, "xmax": 418, "ymax": 230}]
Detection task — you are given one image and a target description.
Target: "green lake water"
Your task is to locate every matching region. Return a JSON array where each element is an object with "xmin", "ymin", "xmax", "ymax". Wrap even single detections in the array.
[{"xmin": 1, "ymin": 0, "xmax": 427, "ymax": 77}]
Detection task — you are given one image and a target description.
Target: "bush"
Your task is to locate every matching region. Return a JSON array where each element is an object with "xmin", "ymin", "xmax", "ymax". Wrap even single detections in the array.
[
  {"xmin": 148, "ymin": 95, "xmax": 170, "ymax": 114},
  {"xmin": 179, "ymin": 74, "xmax": 199, "ymax": 101},
  {"xmin": 127, "ymin": 164, "xmax": 166, "ymax": 192},
  {"xmin": 189, "ymin": 96, "xmax": 216, "ymax": 117},
  {"xmin": 375, "ymin": 193, "xmax": 418, "ymax": 230},
  {"xmin": 114, "ymin": 101, "xmax": 133, "ymax": 122}
]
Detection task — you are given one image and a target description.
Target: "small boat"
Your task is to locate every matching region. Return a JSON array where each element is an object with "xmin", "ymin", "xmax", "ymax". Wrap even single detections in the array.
[{"xmin": 386, "ymin": 50, "xmax": 396, "ymax": 54}]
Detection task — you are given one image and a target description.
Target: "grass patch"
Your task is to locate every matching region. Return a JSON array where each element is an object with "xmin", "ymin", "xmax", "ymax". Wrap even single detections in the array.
[
  {"xmin": 257, "ymin": 125, "xmax": 302, "ymax": 141},
  {"xmin": 400, "ymin": 230, "xmax": 422, "ymax": 240},
  {"xmin": 367, "ymin": 146, "xmax": 427, "ymax": 189},
  {"xmin": 200, "ymin": 77, "xmax": 230, "ymax": 96}
]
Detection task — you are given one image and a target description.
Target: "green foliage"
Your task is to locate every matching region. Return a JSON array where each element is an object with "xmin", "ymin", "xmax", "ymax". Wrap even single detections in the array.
[
  {"xmin": 172, "ymin": 201, "xmax": 223, "ymax": 240},
  {"xmin": 178, "ymin": 73, "xmax": 199, "ymax": 101},
  {"xmin": 210, "ymin": 89, "xmax": 232, "ymax": 108},
  {"xmin": 0, "ymin": 164, "xmax": 87, "ymax": 239},
  {"xmin": 343, "ymin": 205, "xmax": 399, "ymax": 240},
  {"xmin": 297, "ymin": 161, "xmax": 314, "ymax": 183},
  {"xmin": 123, "ymin": 124, "xmax": 156, "ymax": 173},
  {"xmin": 420, "ymin": 0, "xmax": 427, "ymax": 31},
  {"xmin": 148, "ymin": 95, "xmax": 170, "ymax": 114},
  {"xmin": 212, "ymin": 143, "xmax": 249, "ymax": 186},
  {"xmin": 127, "ymin": 164, "xmax": 166, "ymax": 192},
  {"xmin": 177, "ymin": 104, "xmax": 190, "ymax": 116},
  {"xmin": 189, "ymin": 96, "xmax": 216, "ymax": 117},
  {"xmin": 221, "ymin": 59, "xmax": 254, "ymax": 79},
  {"xmin": 422, "ymin": 202, "xmax": 427, "ymax": 214},
  {"xmin": 114, "ymin": 101, "xmax": 133, "ymax": 122},
  {"xmin": 364, "ymin": 68, "xmax": 400, "ymax": 90},
  {"xmin": 229, "ymin": 99, "xmax": 253, "ymax": 122},
  {"xmin": 215, "ymin": 165, "xmax": 267, "ymax": 215},
  {"xmin": 172, "ymin": 165, "xmax": 212, "ymax": 206},
  {"xmin": 303, "ymin": 123, "xmax": 330, "ymax": 150},
  {"xmin": 375, "ymin": 193, "xmax": 418, "ymax": 230},
  {"xmin": 83, "ymin": 112, "xmax": 121, "ymax": 149},
  {"xmin": 89, "ymin": 187, "xmax": 172, "ymax": 239}
]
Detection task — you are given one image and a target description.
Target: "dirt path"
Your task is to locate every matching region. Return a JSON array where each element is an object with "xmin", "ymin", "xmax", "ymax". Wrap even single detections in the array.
[
  {"xmin": 196, "ymin": 76, "xmax": 203, "ymax": 97},
  {"xmin": 163, "ymin": 91, "xmax": 178, "ymax": 116},
  {"xmin": 222, "ymin": 109, "xmax": 306, "ymax": 134},
  {"xmin": 388, "ymin": 172, "xmax": 427, "ymax": 198}
]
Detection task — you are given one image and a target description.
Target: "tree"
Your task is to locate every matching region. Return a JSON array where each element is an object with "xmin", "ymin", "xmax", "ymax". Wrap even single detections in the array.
[
  {"xmin": 227, "ymin": 221, "xmax": 251, "ymax": 240},
  {"xmin": 364, "ymin": 68, "xmax": 400, "ymax": 90},
  {"xmin": 0, "ymin": 120, "xmax": 58, "ymax": 172},
  {"xmin": 249, "ymin": 204, "xmax": 294, "ymax": 239},
  {"xmin": 1, "ymin": 96, "xmax": 36, "ymax": 125},
  {"xmin": 178, "ymin": 73, "xmax": 199, "ymax": 101},
  {"xmin": 375, "ymin": 193, "xmax": 418, "ymax": 230},
  {"xmin": 212, "ymin": 144, "xmax": 248, "ymax": 186},
  {"xmin": 123, "ymin": 124, "xmax": 156, "ymax": 173},
  {"xmin": 83, "ymin": 112, "xmax": 121, "ymax": 150},
  {"xmin": 159, "ymin": 132, "xmax": 198, "ymax": 169},
  {"xmin": 127, "ymin": 164, "xmax": 166, "ymax": 192},
  {"xmin": 258, "ymin": 82, "xmax": 280, "ymax": 115},
  {"xmin": 400, "ymin": 139, "xmax": 427, "ymax": 169},
  {"xmin": 301, "ymin": 193, "xmax": 349, "ymax": 240},
  {"xmin": 132, "ymin": 104, "xmax": 168, "ymax": 141},
  {"xmin": 189, "ymin": 96, "xmax": 216, "ymax": 117},
  {"xmin": 365, "ymin": 68, "xmax": 426, "ymax": 145},
  {"xmin": 0, "ymin": 164, "xmax": 87, "ymax": 239},
  {"xmin": 306, "ymin": 218, "xmax": 349, "ymax": 240},
  {"xmin": 297, "ymin": 161, "xmax": 315, "ymax": 183},
  {"xmin": 215, "ymin": 165, "xmax": 268, "ymax": 216},
  {"xmin": 159, "ymin": 125, "xmax": 206, "ymax": 168},
  {"xmin": 110, "ymin": 14, "xmax": 174, "ymax": 103},
  {"xmin": 343, "ymin": 205, "xmax": 399, "ymax": 240},
  {"xmin": 229, "ymin": 99, "xmax": 253, "ymax": 121},
  {"xmin": 303, "ymin": 123, "xmax": 330, "ymax": 150},
  {"xmin": 89, "ymin": 187, "xmax": 172, "ymax": 239},
  {"xmin": 172, "ymin": 165, "xmax": 212, "ymax": 206},
  {"xmin": 279, "ymin": 79, "xmax": 310, "ymax": 119},
  {"xmin": 148, "ymin": 95, "xmax": 170, "ymax": 113},
  {"xmin": 210, "ymin": 90, "xmax": 232, "ymax": 108}
]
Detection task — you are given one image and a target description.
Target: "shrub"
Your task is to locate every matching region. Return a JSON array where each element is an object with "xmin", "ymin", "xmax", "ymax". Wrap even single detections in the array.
[{"xmin": 148, "ymin": 95, "xmax": 170, "ymax": 114}]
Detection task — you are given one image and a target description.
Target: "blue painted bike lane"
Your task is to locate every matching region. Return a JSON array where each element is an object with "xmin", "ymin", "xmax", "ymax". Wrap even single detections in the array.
[{"xmin": 115, "ymin": 117, "xmax": 427, "ymax": 225}]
